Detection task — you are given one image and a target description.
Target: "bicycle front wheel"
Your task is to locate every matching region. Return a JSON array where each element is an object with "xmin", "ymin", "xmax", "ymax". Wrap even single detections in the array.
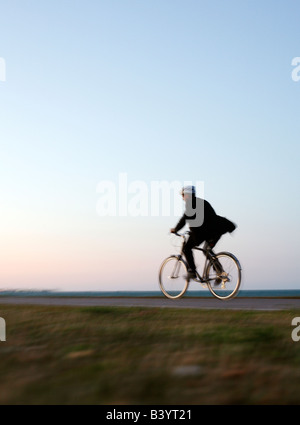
[
  {"xmin": 159, "ymin": 256, "xmax": 189, "ymax": 299},
  {"xmin": 206, "ymin": 252, "xmax": 241, "ymax": 300}
]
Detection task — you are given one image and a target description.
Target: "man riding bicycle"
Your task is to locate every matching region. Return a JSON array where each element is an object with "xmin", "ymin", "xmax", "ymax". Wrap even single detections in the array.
[{"xmin": 170, "ymin": 186, "xmax": 236, "ymax": 280}]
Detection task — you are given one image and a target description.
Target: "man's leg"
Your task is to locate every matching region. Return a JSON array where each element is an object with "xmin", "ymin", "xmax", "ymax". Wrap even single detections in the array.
[
  {"xmin": 183, "ymin": 233, "xmax": 204, "ymax": 275},
  {"xmin": 205, "ymin": 234, "xmax": 224, "ymax": 284}
]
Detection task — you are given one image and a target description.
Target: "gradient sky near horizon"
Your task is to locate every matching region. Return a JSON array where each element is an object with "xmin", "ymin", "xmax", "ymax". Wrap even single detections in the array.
[{"xmin": 0, "ymin": 0, "xmax": 299, "ymax": 291}]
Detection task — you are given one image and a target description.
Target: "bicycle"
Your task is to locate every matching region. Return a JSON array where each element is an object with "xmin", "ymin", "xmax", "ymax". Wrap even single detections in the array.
[{"xmin": 159, "ymin": 232, "xmax": 242, "ymax": 300}]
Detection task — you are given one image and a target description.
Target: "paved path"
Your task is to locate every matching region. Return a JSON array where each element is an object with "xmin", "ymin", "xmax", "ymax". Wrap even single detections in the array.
[{"xmin": 1, "ymin": 296, "xmax": 300, "ymax": 311}]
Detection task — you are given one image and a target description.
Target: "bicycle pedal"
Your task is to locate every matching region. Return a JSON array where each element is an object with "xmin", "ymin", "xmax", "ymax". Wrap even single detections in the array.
[{"xmin": 183, "ymin": 274, "xmax": 197, "ymax": 281}]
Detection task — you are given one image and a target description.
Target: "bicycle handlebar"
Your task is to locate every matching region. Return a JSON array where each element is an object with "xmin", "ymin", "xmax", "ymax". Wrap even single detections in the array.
[{"xmin": 172, "ymin": 231, "xmax": 190, "ymax": 238}]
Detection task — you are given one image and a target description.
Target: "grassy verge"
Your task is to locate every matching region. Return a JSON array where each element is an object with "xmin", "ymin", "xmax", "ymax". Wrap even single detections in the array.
[{"xmin": 0, "ymin": 304, "xmax": 300, "ymax": 404}]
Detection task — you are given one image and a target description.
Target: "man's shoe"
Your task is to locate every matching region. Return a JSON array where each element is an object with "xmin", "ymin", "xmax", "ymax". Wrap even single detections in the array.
[
  {"xmin": 214, "ymin": 277, "xmax": 222, "ymax": 285},
  {"xmin": 184, "ymin": 270, "xmax": 197, "ymax": 281},
  {"xmin": 214, "ymin": 273, "xmax": 230, "ymax": 286}
]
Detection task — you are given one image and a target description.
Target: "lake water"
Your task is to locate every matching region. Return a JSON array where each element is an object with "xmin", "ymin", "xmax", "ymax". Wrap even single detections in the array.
[{"xmin": 1, "ymin": 290, "xmax": 300, "ymax": 298}]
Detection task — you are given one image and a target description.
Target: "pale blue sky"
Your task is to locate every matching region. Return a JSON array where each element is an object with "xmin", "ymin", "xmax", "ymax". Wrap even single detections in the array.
[{"xmin": 0, "ymin": 0, "xmax": 299, "ymax": 291}]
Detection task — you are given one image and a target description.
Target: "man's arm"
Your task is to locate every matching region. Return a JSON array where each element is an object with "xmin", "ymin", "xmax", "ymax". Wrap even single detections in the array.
[{"xmin": 171, "ymin": 215, "xmax": 186, "ymax": 234}]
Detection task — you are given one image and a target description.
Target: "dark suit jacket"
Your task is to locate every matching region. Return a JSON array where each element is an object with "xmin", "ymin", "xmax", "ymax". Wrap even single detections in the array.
[{"xmin": 174, "ymin": 197, "xmax": 236, "ymax": 239}]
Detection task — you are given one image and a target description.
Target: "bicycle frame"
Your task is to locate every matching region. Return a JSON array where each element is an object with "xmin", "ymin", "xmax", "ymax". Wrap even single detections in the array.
[{"xmin": 175, "ymin": 232, "xmax": 219, "ymax": 284}]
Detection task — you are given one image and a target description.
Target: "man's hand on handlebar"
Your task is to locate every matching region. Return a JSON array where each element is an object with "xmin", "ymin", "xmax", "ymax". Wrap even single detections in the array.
[{"xmin": 170, "ymin": 229, "xmax": 191, "ymax": 237}]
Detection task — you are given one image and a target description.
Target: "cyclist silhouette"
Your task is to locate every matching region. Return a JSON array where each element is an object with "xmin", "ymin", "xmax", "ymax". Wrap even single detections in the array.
[{"xmin": 170, "ymin": 186, "xmax": 236, "ymax": 280}]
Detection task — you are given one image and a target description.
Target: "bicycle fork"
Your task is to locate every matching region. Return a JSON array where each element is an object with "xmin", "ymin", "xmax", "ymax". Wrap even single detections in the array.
[{"xmin": 169, "ymin": 256, "xmax": 183, "ymax": 279}]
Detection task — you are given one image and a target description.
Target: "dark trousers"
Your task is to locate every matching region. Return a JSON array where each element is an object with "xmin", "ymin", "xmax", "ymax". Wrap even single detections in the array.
[{"xmin": 182, "ymin": 231, "xmax": 221, "ymax": 272}]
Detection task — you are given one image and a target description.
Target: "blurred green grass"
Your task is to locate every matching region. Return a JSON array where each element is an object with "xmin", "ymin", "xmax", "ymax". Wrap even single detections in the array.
[{"xmin": 1, "ymin": 304, "xmax": 300, "ymax": 404}]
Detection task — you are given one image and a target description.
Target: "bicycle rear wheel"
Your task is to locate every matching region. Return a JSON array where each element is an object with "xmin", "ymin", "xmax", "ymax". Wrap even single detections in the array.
[
  {"xmin": 159, "ymin": 256, "xmax": 189, "ymax": 299},
  {"xmin": 206, "ymin": 252, "xmax": 241, "ymax": 300}
]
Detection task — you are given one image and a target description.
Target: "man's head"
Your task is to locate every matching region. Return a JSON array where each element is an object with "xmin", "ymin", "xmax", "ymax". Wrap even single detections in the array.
[{"xmin": 181, "ymin": 185, "xmax": 196, "ymax": 201}]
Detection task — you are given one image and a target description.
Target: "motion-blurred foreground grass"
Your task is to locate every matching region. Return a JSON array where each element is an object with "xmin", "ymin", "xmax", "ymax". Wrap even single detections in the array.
[{"xmin": 1, "ymin": 304, "xmax": 300, "ymax": 405}]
